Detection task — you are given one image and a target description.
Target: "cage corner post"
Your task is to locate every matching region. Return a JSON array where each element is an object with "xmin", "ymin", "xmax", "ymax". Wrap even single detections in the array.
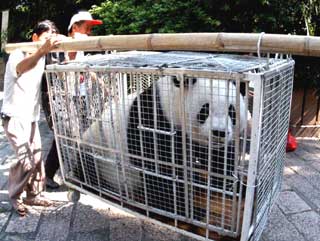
[{"xmin": 240, "ymin": 74, "xmax": 264, "ymax": 241}]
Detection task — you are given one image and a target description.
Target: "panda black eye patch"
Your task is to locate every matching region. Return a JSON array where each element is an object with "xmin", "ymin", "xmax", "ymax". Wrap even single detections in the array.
[
  {"xmin": 171, "ymin": 76, "xmax": 180, "ymax": 87},
  {"xmin": 197, "ymin": 103, "xmax": 210, "ymax": 124},
  {"xmin": 228, "ymin": 105, "xmax": 236, "ymax": 126}
]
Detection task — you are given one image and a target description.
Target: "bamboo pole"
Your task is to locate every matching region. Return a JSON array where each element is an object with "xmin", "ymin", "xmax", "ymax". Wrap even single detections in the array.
[{"xmin": 4, "ymin": 32, "xmax": 320, "ymax": 57}]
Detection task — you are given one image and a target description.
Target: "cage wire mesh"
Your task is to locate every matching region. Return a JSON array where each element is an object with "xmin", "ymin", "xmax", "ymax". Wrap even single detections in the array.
[{"xmin": 45, "ymin": 51, "xmax": 294, "ymax": 241}]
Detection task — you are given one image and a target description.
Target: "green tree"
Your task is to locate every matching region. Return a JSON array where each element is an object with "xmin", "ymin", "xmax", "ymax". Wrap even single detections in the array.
[
  {"xmin": 0, "ymin": 0, "xmax": 104, "ymax": 42},
  {"xmin": 90, "ymin": 0, "xmax": 315, "ymax": 35},
  {"xmin": 90, "ymin": 0, "xmax": 219, "ymax": 35}
]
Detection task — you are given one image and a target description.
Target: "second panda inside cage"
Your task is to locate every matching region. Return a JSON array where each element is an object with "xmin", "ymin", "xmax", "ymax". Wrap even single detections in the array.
[{"xmin": 45, "ymin": 51, "xmax": 294, "ymax": 241}]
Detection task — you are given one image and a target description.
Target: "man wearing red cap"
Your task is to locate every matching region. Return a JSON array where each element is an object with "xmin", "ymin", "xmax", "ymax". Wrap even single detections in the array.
[
  {"xmin": 44, "ymin": 11, "xmax": 103, "ymax": 189},
  {"xmin": 68, "ymin": 11, "xmax": 103, "ymax": 60}
]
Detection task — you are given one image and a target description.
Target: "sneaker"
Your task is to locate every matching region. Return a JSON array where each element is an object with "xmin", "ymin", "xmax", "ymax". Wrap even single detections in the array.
[{"xmin": 46, "ymin": 177, "xmax": 60, "ymax": 189}]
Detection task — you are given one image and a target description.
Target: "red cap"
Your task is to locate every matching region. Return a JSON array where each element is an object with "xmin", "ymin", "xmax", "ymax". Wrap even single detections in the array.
[{"xmin": 68, "ymin": 11, "xmax": 102, "ymax": 31}]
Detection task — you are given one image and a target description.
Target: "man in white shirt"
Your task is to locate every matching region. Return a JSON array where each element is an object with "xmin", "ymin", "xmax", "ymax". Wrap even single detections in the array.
[{"xmin": 1, "ymin": 20, "xmax": 61, "ymax": 216}]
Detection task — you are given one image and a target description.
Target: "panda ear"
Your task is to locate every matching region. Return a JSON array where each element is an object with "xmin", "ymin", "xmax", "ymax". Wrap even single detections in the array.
[
  {"xmin": 231, "ymin": 80, "xmax": 246, "ymax": 96},
  {"xmin": 171, "ymin": 76, "xmax": 181, "ymax": 87},
  {"xmin": 185, "ymin": 77, "xmax": 197, "ymax": 87},
  {"xmin": 228, "ymin": 104, "xmax": 236, "ymax": 126},
  {"xmin": 240, "ymin": 82, "xmax": 246, "ymax": 96},
  {"xmin": 171, "ymin": 76, "xmax": 197, "ymax": 88}
]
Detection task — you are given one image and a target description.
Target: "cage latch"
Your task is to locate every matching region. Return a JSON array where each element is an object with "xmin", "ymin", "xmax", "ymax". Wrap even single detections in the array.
[{"xmin": 137, "ymin": 125, "xmax": 176, "ymax": 136}]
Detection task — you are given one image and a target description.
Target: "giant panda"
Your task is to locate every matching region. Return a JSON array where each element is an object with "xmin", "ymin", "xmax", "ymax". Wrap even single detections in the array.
[
  {"xmin": 81, "ymin": 74, "xmax": 249, "ymax": 218},
  {"xmin": 125, "ymin": 75, "xmax": 249, "ymax": 216}
]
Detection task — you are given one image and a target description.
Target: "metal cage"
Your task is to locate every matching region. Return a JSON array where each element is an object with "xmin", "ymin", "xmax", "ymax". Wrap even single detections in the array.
[{"xmin": 45, "ymin": 51, "xmax": 294, "ymax": 241}]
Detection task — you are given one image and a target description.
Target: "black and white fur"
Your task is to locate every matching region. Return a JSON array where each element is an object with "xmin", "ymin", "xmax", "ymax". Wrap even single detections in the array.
[{"xmin": 82, "ymin": 75, "xmax": 249, "ymax": 214}]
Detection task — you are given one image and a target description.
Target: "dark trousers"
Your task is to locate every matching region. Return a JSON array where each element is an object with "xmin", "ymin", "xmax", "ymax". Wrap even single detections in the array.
[{"xmin": 44, "ymin": 139, "xmax": 59, "ymax": 179}]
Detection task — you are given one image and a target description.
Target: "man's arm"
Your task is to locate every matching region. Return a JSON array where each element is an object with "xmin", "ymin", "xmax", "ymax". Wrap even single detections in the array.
[{"xmin": 16, "ymin": 38, "xmax": 60, "ymax": 76}]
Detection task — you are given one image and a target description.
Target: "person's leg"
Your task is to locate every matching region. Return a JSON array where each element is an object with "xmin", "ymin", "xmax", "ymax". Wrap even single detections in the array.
[
  {"xmin": 24, "ymin": 122, "xmax": 52, "ymax": 206},
  {"xmin": 44, "ymin": 138, "xmax": 60, "ymax": 188},
  {"xmin": 3, "ymin": 118, "xmax": 34, "ymax": 216}
]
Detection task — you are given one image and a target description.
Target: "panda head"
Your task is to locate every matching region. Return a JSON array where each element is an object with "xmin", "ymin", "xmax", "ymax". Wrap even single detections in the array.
[{"xmin": 157, "ymin": 75, "xmax": 248, "ymax": 149}]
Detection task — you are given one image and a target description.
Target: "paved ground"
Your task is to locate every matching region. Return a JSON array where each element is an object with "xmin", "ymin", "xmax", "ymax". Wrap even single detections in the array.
[{"xmin": 0, "ymin": 93, "xmax": 319, "ymax": 240}]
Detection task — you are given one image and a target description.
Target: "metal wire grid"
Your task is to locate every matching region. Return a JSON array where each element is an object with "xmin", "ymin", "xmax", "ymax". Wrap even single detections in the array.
[
  {"xmin": 63, "ymin": 51, "xmax": 283, "ymax": 73},
  {"xmin": 249, "ymin": 63, "xmax": 294, "ymax": 241},
  {"xmin": 45, "ymin": 52, "xmax": 294, "ymax": 241},
  {"xmin": 47, "ymin": 70, "xmax": 249, "ymax": 238}
]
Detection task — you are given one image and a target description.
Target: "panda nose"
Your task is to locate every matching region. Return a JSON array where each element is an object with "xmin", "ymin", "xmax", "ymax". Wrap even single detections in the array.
[{"xmin": 212, "ymin": 130, "xmax": 226, "ymax": 138}]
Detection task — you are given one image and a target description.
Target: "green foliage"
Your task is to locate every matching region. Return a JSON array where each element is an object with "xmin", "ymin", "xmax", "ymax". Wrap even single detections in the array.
[
  {"xmin": 90, "ymin": 0, "xmax": 317, "ymax": 35},
  {"xmin": 90, "ymin": 0, "xmax": 219, "ymax": 35},
  {"xmin": 0, "ymin": 0, "xmax": 105, "ymax": 42}
]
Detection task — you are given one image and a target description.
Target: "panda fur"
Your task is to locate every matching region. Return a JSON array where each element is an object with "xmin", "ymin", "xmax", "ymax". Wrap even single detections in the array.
[
  {"xmin": 81, "ymin": 92, "xmax": 140, "ymax": 196},
  {"xmin": 126, "ymin": 75, "xmax": 248, "ymax": 214},
  {"xmin": 82, "ymin": 75, "xmax": 249, "ymax": 216}
]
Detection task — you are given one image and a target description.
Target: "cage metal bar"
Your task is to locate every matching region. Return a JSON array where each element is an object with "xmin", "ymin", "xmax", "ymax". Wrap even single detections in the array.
[
  {"xmin": 63, "ymin": 178, "xmax": 239, "ymax": 239},
  {"xmin": 136, "ymin": 73, "xmax": 150, "ymax": 212},
  {"xmin": 119, "ymin": 72, "xmax": 130, "ymax": 201},
  {"xmin": 179, "ymin": 73, "xmax": 190, "ymax": 219},
  {"xmin": 205, "ymin": 77, "xmax": 214, "ymax": 239},
  {"xmin": 109, "ymin": 72, "xmax": 124, "ymax": 200},
  {"xmin": 152, "ymin": 77, "xmax": 160, "ymax": 174},
  {"xmin": 188, "ymin": 76, "xmax": 195, "ymax": 222},
  {"xmin": 236, "ymin": 174, "xmax": 244, "ymax": 234},
  {"xmin": 221, "ymin": 79, "xmax": 230, "ymax": 229},
  {"xmin": 46, "ymin": 72, "xmax": 67, "ymax": 183},
  {"xmin": 231, "ymin": 76, "xmax": 242, "ymax": 233},
  {"xmin": 240, "ymin": 74, "xmax": 264, "ymax": 241},
  {"xmin": 169, "ymin": 75, "xmax": 178, "ymax": 227},
  {"xmin": 240, "ymin": 81, "xmax": 250, "ymax": 165},
  {"xmin": 47, "ymin": 66, "xmax": 247, "ymax": 81}
]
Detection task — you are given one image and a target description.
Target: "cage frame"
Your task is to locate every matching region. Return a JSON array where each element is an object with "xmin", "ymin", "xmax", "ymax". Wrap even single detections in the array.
[{"xmin": 45, "ymin": 53, "xmax": 295, "ymax": 241}]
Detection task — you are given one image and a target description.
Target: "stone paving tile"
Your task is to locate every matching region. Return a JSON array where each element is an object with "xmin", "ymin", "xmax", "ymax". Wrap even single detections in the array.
[
  {"xmin": 72, "ymin": 203, "xmax": 109, "ymax": 232},
  {"xmin": 70, "ymin": 230, "xmax": 109, "ymax": 241},
  {"xmin": 297, "ymin": 140, "xmax": 320, "ymax": 155},
  {"xmin": 0, "ymin": 190, "xmax": 11, "ymax": 212},
  {"xmin": 280, "ymin": 179, "xmax": 292, "ymax": 191},
  {"xmin": 35, "ymin": 202, "xmax": 73, "ymax": 241},
  {"xmin": 141, "ymin": 220, "xmax": 182, "ymax": 241},
  {"xmin": 261, "ymin": 205, "xmax": 305, "ymax": 241},
  {"xmin": 109, "ymin": 217, "xmax": 142, "ymax": 241},
  {"xmin": 285, "ymin": 173, "xmax": 320, "ymax": 210},
  {"xmin": 288, "ymin": 211, "xmax": 320, "ymax": 241},
  {"xmin": 286, "ymin": 157, "xmax": 320, "ymax": 190},
  {"xmin": 0, "ymin": 233, "xmax": 36, "ymax": 241},
  {"xmin": 0, "ymin": 152, "xmax": 15, "ymax": 167},
  {"xmin": 310, "ymin": 159, "xmax": 320, "ymax": 172},
  {"xmin": 0, "ymin": 212, "xmax": 10, "ymax": 231},
  {"xmin": 0, "ymin": 143, "xmax": 11, "ymax": 157},
  {"xmin": 283, "ymin": 165, "xmax": 296, "ymax": 178},
  {"xmin": 293, "ymin": 143, "xmax": 320, "ymax": 162},
  {"xmin": 0, "ymin": 169, "xmax": 8, "ymax": 190},
  {"xmin": 5, "ymin": 208, "xmax": 41, "ymax": 233},
  {"xmin": 277, "ymin": 191, "xmax": 312, "ymax": 214},
  {"xmin": 106, "ymin": 203, "xmax": 136, "ymax": 220}
]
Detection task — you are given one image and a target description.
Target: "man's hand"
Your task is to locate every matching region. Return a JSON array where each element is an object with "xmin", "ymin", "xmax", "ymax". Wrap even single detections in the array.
[{"xmin": 39, "ymin": 37, "xmax": 62, "ymax": 56}]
